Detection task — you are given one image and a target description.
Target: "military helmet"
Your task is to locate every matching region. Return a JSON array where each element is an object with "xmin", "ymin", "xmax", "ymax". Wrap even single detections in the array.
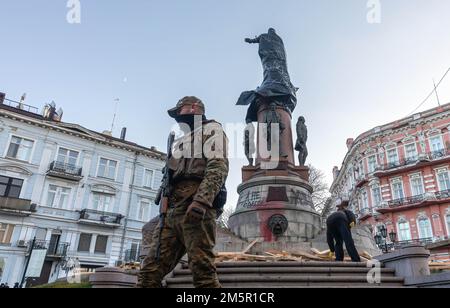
[{"xmin": 167, "ymin": 96, "xmax": 205, "ymax": 118}]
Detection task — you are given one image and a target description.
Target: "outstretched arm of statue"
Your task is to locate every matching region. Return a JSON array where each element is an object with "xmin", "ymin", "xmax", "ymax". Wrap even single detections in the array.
[{"xmin": 245, "ymin": 36, "xmax": 260, "ymax": 44}]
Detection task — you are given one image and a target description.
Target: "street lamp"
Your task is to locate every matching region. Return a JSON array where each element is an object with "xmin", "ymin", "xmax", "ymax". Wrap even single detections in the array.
[
  {"xmin": 374, "ymin": 233, "xmax": 382, "ymax": 246},
  {"xmin": 380, "ymin": 225, "xmax": 387, "ymax": 239},
  {"xmin": 389, "ymin": 230, "xmax": 397, "ymax": 243},
  {"xmin": 374, "ymin": 227, "xmax": 396, "ymax": 254}
]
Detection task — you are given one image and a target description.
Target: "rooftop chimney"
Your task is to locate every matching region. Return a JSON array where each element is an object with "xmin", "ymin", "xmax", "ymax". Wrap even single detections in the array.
[
  {"xmin": 0, "ymin": 92, "xmax": 5, "ymax": 104},
  {"xmin": 120, "ymin": 127, "xmax": 127, "ymax": 140}
]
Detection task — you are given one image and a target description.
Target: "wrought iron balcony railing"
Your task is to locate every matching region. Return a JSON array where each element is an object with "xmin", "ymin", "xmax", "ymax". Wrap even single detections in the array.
[
  {"xmin": 394, "ymin": 238, "xmax": 434, "ymax": 249},
  {"xmin": 78, "ymin": 209, "xmax": 124, "ymax": 226},
  {"xmin": 26, "ymin": 240, "xmax": 70, "ymax": 258},
  {"xmin": 1, "ymin": 98, "xmax": 39, "ymax": 114},
  {"xmin": 387, "ymin": 194, "xmax": 426, "ymax": 208},
  {"xmin": 435, "ymin": 189, "xmax": 450, "ymax": 200},
  {"xmin": 47, "ymin": 161, "xmax": 83, "ymax": 180}
]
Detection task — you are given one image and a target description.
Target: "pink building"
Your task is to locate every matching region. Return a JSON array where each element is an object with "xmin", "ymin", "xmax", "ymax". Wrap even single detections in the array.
[{"xmin": 330, "ymin": 103, "xmax": 450, "ymax": 259}]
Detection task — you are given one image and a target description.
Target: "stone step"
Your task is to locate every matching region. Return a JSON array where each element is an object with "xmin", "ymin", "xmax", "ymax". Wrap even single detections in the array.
[
  {"xmin": 166, "ymin": 275, "xmax": 405, "ymax": 288},
  {"xmin": 174, "ymin": 267, "xmax": 396, "ymax": 276},
  {"xmin": 181, "ymin": 261, "xmax": 373, "ymax": 269}
]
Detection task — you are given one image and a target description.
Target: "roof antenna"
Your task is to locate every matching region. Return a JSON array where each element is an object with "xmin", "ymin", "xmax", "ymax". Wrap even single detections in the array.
[
  {"xmin": 433, "ymin": 79, "xmax": 441, "ymax": 107},
  {"xmin": 110, "ymin": 98, "xmax": 120, "ymax": 134}
]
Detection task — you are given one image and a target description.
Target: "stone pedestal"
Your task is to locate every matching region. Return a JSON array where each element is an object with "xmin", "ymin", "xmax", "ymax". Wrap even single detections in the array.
[
  {"xmin": 228, "ymin": 175, "xmax": 322, "ymax": 243},
  {"xmin": 375, "ymin": 245, "xmax": 431, "ymax": 278}
]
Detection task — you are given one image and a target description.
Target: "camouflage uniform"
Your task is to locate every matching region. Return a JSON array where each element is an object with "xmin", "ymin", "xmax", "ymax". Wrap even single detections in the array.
[{"xmin": 138, "ymin": 112, "xmax": 229, "ymax": 288}]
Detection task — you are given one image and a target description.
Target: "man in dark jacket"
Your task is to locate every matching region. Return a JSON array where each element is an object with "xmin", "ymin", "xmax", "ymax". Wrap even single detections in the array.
[{"xmin": 326, "ymin": 202, "xmax": 361, "ymax": 262}]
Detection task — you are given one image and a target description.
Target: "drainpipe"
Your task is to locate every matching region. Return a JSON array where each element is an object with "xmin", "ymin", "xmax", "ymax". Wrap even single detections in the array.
[{"xmin": 118, "ymin": 151, "xmax": 139, "ymax": 261}]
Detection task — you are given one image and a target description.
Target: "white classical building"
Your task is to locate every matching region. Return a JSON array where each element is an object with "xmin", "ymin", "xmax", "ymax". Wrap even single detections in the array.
[{"xmin": 0, "ymin": 93, "xmax": 165, "ymax": 286}]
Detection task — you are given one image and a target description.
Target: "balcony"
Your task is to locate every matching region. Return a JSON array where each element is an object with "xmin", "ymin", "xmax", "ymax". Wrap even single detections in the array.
[
  {"xmin": 435, "ymin": 189, "xmax": 450, "ymax": 200},
  {"xmin": 374, "ymin": 149, "xmax": 450, "ymax": 177},
  {"xmin": 387, "ymin": 194, "xmax": 426, "ymax": 208},
  {"xmin": 376, "ymin": 191, "xmax": 450, "ymax": 213},
  {"xmin": 26, "ymin": 240, "xmax": 70, "ymax": 259},
  {"xmin": 78, "ymin": 209, "xmax": 124, "ymax": 228},
  {"xmin": 1, "ymin": 98, "xmax": 40, "ymax": 114},
  {"xmin": 358, "ymin": 208, "xmax": 372, "ymax": 220},
  {"xmin": 47, "ymin": 161, "xmax": 83, "ymax": 181},
  {"xmin": 394, "ymin": 238, "xmax": 434, "ymax": 249},
  {"xmin": 0, "ymin": 196, "xmax": 36, "ymax": 216}
]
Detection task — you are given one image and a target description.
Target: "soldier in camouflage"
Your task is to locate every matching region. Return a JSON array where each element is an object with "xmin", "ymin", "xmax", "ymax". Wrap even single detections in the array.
[{"xmin": 138, "ymin": 96, "xmax": 229, "ymax": 288}]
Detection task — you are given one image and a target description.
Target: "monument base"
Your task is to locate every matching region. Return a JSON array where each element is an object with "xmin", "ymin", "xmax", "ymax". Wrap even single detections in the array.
[{"xmin": 228, "ymin": 175, "xmax": 322, "ymax": 242}]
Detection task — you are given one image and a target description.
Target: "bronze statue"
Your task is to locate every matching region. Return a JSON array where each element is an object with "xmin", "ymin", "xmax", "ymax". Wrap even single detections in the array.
[
  {"xmin": 295, "ymin": 116, "xmax": 308, "ymax": 166},
  {"xmin": 237, "ymin": 28, "xmax": 298, "ymax": 123},
  {"xmin": 263, "ymin": 102, "xmax": 287, "ymax": 157},
  {"xmin": 244, "ymin": 121, "xmax": 256, "ymax": 166}
]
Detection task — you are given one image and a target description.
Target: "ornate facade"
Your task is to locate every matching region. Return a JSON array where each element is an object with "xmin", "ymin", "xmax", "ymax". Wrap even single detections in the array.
[
  {"xmin": 0, "ymin": 94, "xmax": 165, "ymax": 286},
  {"xmin": 330, "ymin": 103, "xmax": 450, "ymax": 260}
]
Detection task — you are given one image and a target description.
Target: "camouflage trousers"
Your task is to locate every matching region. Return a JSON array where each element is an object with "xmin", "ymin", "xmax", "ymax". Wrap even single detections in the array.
[{"xmin": 137, "ymin": 202, "xmax": 221, "ymax": 288}]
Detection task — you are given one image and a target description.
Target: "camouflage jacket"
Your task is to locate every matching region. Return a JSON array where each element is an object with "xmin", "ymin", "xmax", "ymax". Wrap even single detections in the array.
[{"xmin": 167, "ymin": 119, "xmax": 229, "ymax": 208}]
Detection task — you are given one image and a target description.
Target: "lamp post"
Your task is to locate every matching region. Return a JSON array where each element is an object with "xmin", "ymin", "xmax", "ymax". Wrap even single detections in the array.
[{"xmin": 374, "ymin": 226, "xmax": 396, "ymax": 254}]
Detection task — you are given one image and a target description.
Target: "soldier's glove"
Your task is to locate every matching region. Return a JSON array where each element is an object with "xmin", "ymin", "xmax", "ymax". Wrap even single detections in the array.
[
  {"xmin": 349, "ymin": 222, "xmax": 356, "ymax": 229},
  {"xmin": 185, "ymin": 201, "xmax": 210, "ymax": 224}
]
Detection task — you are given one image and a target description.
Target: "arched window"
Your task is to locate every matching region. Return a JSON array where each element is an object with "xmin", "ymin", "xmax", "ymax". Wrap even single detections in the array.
[
  {"xmin": 417, "ymin": 217, "xmax": 433, "ymax": 239},
  {"xmin": 398, "ymin": 220, "xmax": 411, "ymax": 241}
]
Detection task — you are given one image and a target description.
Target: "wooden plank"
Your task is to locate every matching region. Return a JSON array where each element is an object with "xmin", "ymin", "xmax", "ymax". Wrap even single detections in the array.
[
  {"xmin": 289, "ymin": 251, "xmax": 324, "ymax": 261},
  {"xmin": 241, "ymin": 239, "xmax": 259, "ymax": 254}
]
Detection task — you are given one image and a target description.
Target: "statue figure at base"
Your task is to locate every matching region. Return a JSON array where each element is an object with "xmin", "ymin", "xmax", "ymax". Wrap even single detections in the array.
[
  {"xmin": 244, "ymin": 121, "xmax": 256, "ymax": 166},
  {"xmin": 295, "ymin": 116, "xmax": 308, "ymax": 166},
  {"xmin": 263, "ymin": 102, "xmax": 288, "ymax": 158}
]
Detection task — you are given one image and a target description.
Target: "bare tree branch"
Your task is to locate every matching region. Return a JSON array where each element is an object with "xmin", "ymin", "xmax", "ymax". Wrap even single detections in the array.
[{"xmin": 308, "ymin": 164, "xmax": 332, "ymax": 218}]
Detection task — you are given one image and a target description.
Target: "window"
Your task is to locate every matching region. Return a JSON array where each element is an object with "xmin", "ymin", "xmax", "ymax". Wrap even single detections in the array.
[
  {"xmin": 35, "ymin": 228, "xmax": 47, "ymax": 241},
  {"xmin": 362, "ymin": 191, "xmax": 369, "ymax": 209},
  {"xmin": 56, "ymin": 147, "xmax": 79, "ymax": 166},
  {"xmin": 138, "ymin": 199, "xmax": 150, "ymax": 222},
  {"xmin": 447, "ymin": 215, "xmax": 450, "ymax": 236},
  {"xmin": 437, "ymin": 170, "xmax": 450, "ymax": 191},
  {"xmin": 430, "ymin": 136, "xmax": 444, "ymax": 153},
  {"xmin": 372, "ymin": 186, "xmax": 382, "ymax": 207},
  {"xmin": 77, "ymin": 233, "xmax": 92, "ymax": 252},
  {"xmin": 392, "ymin": 180, "xmax": 404, "ymax": 200},
  {"xmin": 405, "ymin": 144, "xmax": 418, "ymax": 162},
  {"xmin": 387, "ymin": 149, "xmax": 399, "ymax": 166},
  {"xmin": 368, "ymin": 155, "xmax": 377, "ymax": 173},
  {"xmin": 6, "ymin": 136, "xmax": 34, "ymax": 161},
  {"xmin": 94, "ymin": 235, "xmax": 108, "ymax": 254},
  {"xmin": 418, "ymin": 217, "xmax": 433, "ymax": 239},
  {"xmin": 92, "ymin": 194, "xmax": 112, "ymax": 212},
  {"xmin": 0, "ymin": 176, "xmax": 23, "ymax": 198},
  {"xmin": 410, "ymin": 175, "xmax": 424, "ymax": 196},
  {"xmin": 46, "ymin": 185, "xmax": 71, "ymax": 209},
  {"xmin": 0, "ymin": 223, "xmax": 14, "ymax": 244},
  {"xmin": 143, "ymin": 169, "xmax": 154, "ymax": 189},
  {"xmin": 97, "ymin": 158, "xmax": 117, "ymax": 180},
  {"xmin": 398, "ymin": 221, "xmax": 411, "ymax": 241}
]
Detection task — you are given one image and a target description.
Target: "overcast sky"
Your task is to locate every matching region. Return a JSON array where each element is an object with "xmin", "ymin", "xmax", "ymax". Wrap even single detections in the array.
[{"xmin": 1, "ymin": 0, "xmax": 450, "ymax": 211}]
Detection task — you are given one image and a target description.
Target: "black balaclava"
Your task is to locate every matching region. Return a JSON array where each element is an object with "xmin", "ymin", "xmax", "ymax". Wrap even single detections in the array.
[{"xmin": 175, "ymin": 114, "xmax": 207, "ymax": 131}]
